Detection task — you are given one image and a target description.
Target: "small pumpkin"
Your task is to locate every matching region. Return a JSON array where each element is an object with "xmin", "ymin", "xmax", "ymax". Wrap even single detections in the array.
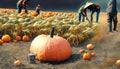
[
  {"xmin": 91, "ymin": 52, "xmax": 96, "ymax": 57},
  {"xmin": 116, "ymin": 60, "xmax": 120, "ymax": 66},
  {"xmin": 22, "ymin": 35, "xmax": 29, "ymax": 42},
  {"xmin": 30, "ymin": 26, "xmax": 72, "ymax": 62},
  {"xmin": 2, "ymin": 34, "xmax": 11, "ymax": 42},
  {"xmin": 13, "ymin": 40, "xmax": 17, "ymax": 43},
  {"xmin": 86, "ymin": 44, "xmax": 94, "ymax": 50},
  {"xmin": 14, "ymin": 60, "xmax": 21, "ymax": 67},
  {"xmin": 83, "ymin": 52, "xmax": 91, "ymax": 60},
  {"xmin": 20, "ymin": 10, "xmax": 26, "ymax": 16},
  {"xmin": 0, "ymin": 39, "xmax": 4, "ymax": 45},
  {"xmin": 32, "ymin": 12, "xmax": 38, "ymax": 16},
  {"xmin": 79, "ymin": 49, "xmax": 85, "ymax": 53},
  {"xmin": 15, "ymin": 36, "xmax": 21, "ymax": 41}
]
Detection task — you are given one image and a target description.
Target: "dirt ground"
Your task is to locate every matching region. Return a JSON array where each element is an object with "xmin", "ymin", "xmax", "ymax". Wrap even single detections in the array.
[{"xmin": 0, "ymin": 12, "xmax": 120, "ymax": 69}]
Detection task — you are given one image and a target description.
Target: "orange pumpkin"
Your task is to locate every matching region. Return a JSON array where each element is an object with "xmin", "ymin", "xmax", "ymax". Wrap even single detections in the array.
[
  {"xmin": 2, "ymin": 34, "xmax": 11, "ymax": 42},
  {"xmin": 15, "ymin": 36, "xmax": 21, "ymax": 41},
  {"xmin": 30, "ymin": 26, "xmax": 72, "ymax": 62},
  {"xmin": 13, "ymin": 40, "xmax": 17, "ymax": 43},
  {"xmin": 44, "ymin": 12, "xmax": 52, "ymax": 18},
  {"xmin": 86, "ymin": 44, "xmax": 94, "ymax": 50},
  {"xmin": 14, "ymin": 60, "xmax": 21, "ymax": 67},
  {"xmin": 0, "ymin": 39, "xmax": 4, "ymax": 45},
  {"xmin": 91, "ymin": 52, "xmax": 96, "ymax": 57},
  {"xmin": 32, "ymin": 12, "xmax": 38, "ymax": 16},
  {"xmin": 22, "ymin": 35, "xmax": 29, "ymax": 42},
  {"xmin": 20, "ymin": 10, "xmax": 26, "ymax": 16},
  {"xmin": 79, "ymin": 49, "xmax": 85, "ymax": 53},
  {"xmin": 116, "ymin": 60, "xmax": 120, "ymax": 66},
  {"xmin": 83, "ymin": 52, "xmax": 91, "ymax": 60}
]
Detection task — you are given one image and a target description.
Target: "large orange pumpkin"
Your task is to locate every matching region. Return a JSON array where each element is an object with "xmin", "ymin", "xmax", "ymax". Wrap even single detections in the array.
[
  {"xmin": 2, "ymin": 34, "xmax": 11, "ymax": 42},
  {"xmin": 30, "ymin": 26, "xmax": 72, "ymax": 62}
]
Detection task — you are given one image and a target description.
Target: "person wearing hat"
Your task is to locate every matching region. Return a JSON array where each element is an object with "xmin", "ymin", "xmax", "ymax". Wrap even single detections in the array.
[
  {"xmin": 36, "ymin": 4, "xmax": 40, "ymax": 14},
  {"xmin": 17, "ymin": 0, "xmax": 30, "ymax": 14},
  {"xmin": 84, "ymin": 2, "xmax": 100, "ymax": 23},
  {"xmin": 106, "ymin": 0, "xmax": 118, "ymax": 32},
  {"xmin": 78, "ymin": 5, "xmax": 87, "ymax": 22}
]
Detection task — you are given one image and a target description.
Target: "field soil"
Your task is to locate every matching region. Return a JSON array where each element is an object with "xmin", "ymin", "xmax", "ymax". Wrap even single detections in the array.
[{"xmin": 0, "ymin": 12, "xmax": 120, "ymax": 69}]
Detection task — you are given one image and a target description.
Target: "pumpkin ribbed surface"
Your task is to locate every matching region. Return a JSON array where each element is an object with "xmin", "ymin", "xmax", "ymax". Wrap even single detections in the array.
[{"xmin": 30, "ymin": 35, "xmax": 72, "ymax": 62}]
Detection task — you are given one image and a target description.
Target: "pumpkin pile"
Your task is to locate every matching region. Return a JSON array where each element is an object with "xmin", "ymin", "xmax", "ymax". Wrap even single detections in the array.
[
  {"xmin": 0, "ymin": 9, "xmax": 99, "ymax": 45},
  {"xmin": 79, "ymin": 44, "xmax": 96, "ymax": 60},
  {"xmin": 30, "ymin": 27, "xmax": 72, "ymax": 62}
]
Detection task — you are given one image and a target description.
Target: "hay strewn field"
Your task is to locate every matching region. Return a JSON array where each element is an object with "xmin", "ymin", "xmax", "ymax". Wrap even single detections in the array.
[{"xmin": 0, "ymin": 8, "xmax": 120, "ymax": 69}]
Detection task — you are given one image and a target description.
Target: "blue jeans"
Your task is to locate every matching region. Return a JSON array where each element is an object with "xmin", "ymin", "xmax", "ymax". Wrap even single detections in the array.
[
  {"xmin": 17, "ymin": 5, "xmax": 28, "ymax": 14},
  {"xmin": 78, "ymin": 13, "xmax": 85, "ymax": 22},
  {"xmin": 17, "ymin": 5, "xmax": 22, "ymax": 13},
  {"xmin": 90, "ymin": 9, "xmax": 100, "ymax": 23}
]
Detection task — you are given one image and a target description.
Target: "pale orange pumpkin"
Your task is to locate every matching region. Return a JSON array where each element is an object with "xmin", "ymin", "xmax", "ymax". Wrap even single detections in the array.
[
  {"xmin": 86, "ymin": 44, "xmax": 94, "ymax": 50},
  {"xmin": 91, "ymin": 52, "xmax": 96, "ymax": 57},
  {"xmin": 0, "ymin": 39, "xmax": 4, "ymax": 45},
  {"xmin": 30, "ymin": 26, "xmax": 72, "ymax": 62},
  {"xmin": 22, "ymin": 35, "xmax": 29, "ymax": 42},
  {"xmin": 2, "ymin": 34, "xmax": 11, "ymax": 42},
  {"xmin": 83, "ymin": 52, "xmax": 91, "ymax": 60},
  {"xmin": 15, "ymin": 36, "xmax": 21, "ymax": 41},
  {"xmin": 14, "ymin": 60, "xmax": 21, "ymax": 67},
  {"xmin": 116, "ymin": 60, "xmax": 120, "ymax": 66}
]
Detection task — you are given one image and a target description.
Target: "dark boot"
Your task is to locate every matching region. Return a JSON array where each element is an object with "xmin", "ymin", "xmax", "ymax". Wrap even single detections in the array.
[
  {"xmin": 113, "ymin": 23, "xmax": 117, "ymax": 31},
  {"xmin": 109, "ymin": 23, "xmax": 112, "ymax": 32}
]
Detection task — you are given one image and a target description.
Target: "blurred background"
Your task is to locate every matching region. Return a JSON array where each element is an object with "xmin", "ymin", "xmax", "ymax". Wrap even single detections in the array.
[{"xmin": 0, "ymin": 0, "xmax": 120, "ymax": 12}]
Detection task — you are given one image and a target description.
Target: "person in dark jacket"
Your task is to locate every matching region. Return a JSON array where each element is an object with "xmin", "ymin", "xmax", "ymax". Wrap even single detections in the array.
[
  {"xmin": 17, "ymin": 0, "xmax": 29, "ymax": 14},
  {"xmin": 85, "ymin": 2, "xmax": 100, "ymax": 23},
  {"xmin": 106, "ymin": 0, "xmax": 118, "ymax": 32}
]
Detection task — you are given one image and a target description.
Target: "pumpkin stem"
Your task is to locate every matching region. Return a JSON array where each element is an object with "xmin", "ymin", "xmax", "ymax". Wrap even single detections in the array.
[{"xmin": 50, "ymin": 26, "xmax": 54, "ymax": 38}]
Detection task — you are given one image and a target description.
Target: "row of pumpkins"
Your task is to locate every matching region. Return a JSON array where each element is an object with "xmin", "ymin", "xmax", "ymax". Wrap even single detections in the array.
[{"xmin": 0, "ymin": 34, "xmax": 29, "ymax": 45}]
